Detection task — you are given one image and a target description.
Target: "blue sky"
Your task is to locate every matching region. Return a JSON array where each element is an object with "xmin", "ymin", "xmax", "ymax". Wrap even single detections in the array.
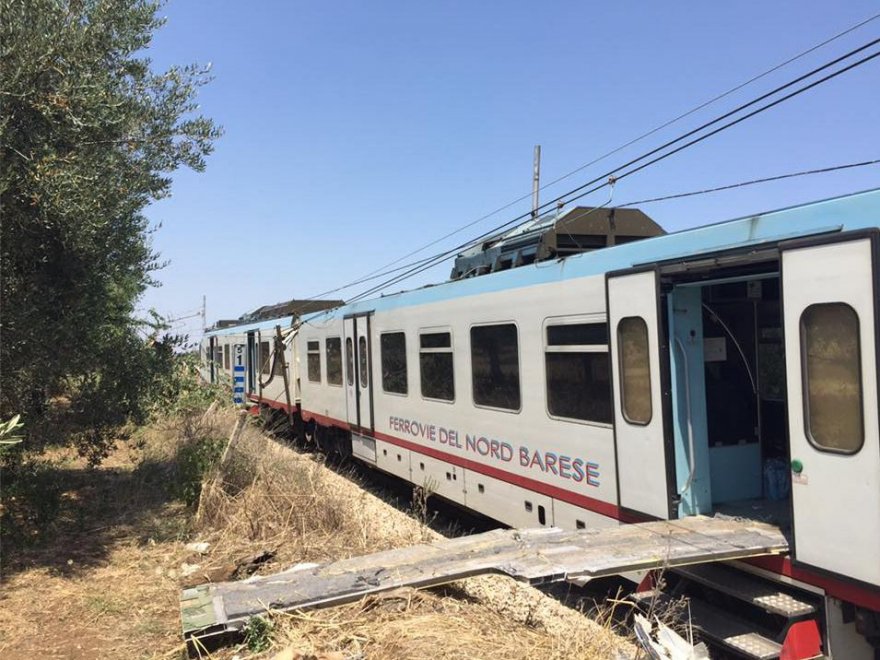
[{"xmin": 140, "ymin": 1, "xmax": 880, "ymax": 336}]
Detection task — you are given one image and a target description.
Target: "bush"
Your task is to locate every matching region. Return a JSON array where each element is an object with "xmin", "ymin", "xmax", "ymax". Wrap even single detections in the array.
[
  {"xmin": 243, "ymin": 615, "xmax": 274, "ymax": 653},
  {"xmin": 172, "ymin": 415, "xmax": 226, "ymax": 507}
]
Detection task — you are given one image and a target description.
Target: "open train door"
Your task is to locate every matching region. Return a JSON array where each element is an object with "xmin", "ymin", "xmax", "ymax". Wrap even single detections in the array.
[
  {"xmin": 343, "ymin": 313, "xmax": 374, "ymax": 434},
  {"xmin": 607, "ymin": 267, "xmax": 675, "ymax": 520},
  {"xmin": 781, "ymin": 230, "xmax": 880, "ymax": 585}
]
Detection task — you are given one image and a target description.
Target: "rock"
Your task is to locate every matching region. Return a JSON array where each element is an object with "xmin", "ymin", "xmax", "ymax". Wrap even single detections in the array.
[{"xmin": 185, "ymin": 541, "xmax": 210, "ymax": 554}]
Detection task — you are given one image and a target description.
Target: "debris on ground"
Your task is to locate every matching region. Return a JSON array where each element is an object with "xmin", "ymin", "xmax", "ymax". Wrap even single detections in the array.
[{"xmin": 0, "ymin": 407, "xmax": 634, "ymax": 659}]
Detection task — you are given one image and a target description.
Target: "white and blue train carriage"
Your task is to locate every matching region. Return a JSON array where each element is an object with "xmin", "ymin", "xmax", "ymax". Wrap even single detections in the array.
[
  {"xmin": 200, "ymin": 314, "xmax": 297, "ymax": 409},
  {"xmin": 206, "ymin": 188, "xmax": 880, "ymax": 658}
]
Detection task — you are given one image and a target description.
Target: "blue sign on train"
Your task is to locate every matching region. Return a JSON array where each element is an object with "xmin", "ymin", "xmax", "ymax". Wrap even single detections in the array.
[{"xmin": 233, "ymin": 344, "xmax": 246, "ymax": 405}]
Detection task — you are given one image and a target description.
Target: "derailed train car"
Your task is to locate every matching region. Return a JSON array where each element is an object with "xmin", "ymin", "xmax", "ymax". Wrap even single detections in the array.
[{"xmin": 202, "ymin": 189, "xmax": 880, "ymax": 658}]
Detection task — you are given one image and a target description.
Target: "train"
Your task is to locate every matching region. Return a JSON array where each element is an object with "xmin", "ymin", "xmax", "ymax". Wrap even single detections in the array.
[{"xmin": 201, "ymin": 189, "xmax": 880, "ymax": 659}]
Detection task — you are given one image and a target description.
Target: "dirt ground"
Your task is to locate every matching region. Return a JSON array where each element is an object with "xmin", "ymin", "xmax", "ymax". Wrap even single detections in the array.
[{"xmin": 0, "ymin": 411, "xmax": 633, "ymax": 659}]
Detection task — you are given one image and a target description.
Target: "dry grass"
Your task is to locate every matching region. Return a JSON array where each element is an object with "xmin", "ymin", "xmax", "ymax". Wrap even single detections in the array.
[
  {"xmin": 0, "ymin": 407, "xmax": 634, "ymax": 659},
  {"xmin": 193, "ymin": 410, "xmax": 633, "ymax": 659},
  {"xmin": 267, "ymin": 587, "xmax": 621, "ymax": 659}
]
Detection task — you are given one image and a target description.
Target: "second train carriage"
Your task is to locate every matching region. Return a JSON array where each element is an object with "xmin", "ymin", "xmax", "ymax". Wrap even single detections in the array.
[{"xmin": 202, "ymin": 188, "xmax": 880, "ymax": 658}]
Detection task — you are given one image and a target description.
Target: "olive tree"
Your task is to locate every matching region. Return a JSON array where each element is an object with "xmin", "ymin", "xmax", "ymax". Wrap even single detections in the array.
[{"xmin": 0, "ymin": 0, "xmax": 221, "ymax": 459}]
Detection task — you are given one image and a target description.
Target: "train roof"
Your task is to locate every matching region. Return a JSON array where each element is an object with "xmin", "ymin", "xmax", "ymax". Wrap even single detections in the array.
[
  {"xmin": 299, "ymin": 187, "xmax": 880, "ymax": 324},
  {"xmin": 204, "ymin": 315, "xmax": 295, "ymax": 338}
]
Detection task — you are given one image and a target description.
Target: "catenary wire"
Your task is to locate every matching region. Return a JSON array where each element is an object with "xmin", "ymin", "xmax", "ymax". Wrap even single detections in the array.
[
  {"xmin": 296, "ymin": 156, "xmax": 880, "ymax": 329},
  {"xmin": 611, "ymin": 159, "xmax": 880, "ymax": 208},
  {"xmin": 300, "ymin": 15, "xmax": 880, "ymax": 302},
  {"xmin": 345, "ymin": 150, "xmax": 880, "ymax": 308},
  {"xmin": 551, "ymin": 48, "xmax": 880, "ymax": 210},
  {"xmin": 340, "ymin": 45, "xmax": 880, "ymax": 306}
]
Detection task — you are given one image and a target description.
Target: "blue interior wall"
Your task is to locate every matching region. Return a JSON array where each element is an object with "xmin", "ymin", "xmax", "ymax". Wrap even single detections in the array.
[
  {"xmin": 709, "ymin": 443, "xmax": 762, "ymax": 503},
  {"xmin": 668, "ymin": 287, "xmax": 712, "ymax": 515}
]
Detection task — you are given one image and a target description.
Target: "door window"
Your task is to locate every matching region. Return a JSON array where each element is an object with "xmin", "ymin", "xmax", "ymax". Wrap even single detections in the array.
[
  {"xmin": 618, "ymin": 316, "xmax": 652, "ymax": 425},
  {"xmin": 358, "ymin": 336, "xmax": 368, "ymax": 388},
  {"xmin": 801, "ymin": 303, "xmax": 864, "ymax": 453},
  {"xmin": 346, "ymin": 338, "xmax": 354, "ymax": 386}
]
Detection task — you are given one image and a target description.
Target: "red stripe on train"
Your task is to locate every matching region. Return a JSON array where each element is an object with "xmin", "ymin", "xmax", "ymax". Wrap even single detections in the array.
[{"xmin": 299, "ymin": 408, "xmax": 629, "ymax": 522}]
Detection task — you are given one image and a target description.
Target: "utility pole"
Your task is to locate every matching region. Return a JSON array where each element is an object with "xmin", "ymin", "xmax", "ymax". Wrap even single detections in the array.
[
  {"xmin": 201, "ymin": 295, "xmax": 206, "ymax": 333},
  {"xmin": 531, "ymin": 145, "xmax": 541, "ymax": 219}
]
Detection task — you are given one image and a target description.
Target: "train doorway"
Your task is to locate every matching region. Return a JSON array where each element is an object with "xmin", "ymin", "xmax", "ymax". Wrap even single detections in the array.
[
  {"xmin": 665, "ymin": 230, "xmax": 880, "ymax": 585},
  {"xmin": 246, "ymin": 331, "xmax": 256, "ymax": 395},
  {"xmin": 343, "ymin": 313, "xmax": 374, "ymax": 434},
  {"xmin": 668, "ymin": 270, "xmax": 788, "ymax": 523}
]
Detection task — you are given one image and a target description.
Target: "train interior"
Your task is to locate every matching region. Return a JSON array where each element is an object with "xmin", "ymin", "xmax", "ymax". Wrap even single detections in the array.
[{"xmin": 669, "ymin": 267, "xmax": 792, "ymax": 529}]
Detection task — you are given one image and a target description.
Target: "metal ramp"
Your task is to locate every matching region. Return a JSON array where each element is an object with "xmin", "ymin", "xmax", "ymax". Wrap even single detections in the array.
[{"xmin": 181, "ymin": 515, "xmax": 787, "ymax": 649}]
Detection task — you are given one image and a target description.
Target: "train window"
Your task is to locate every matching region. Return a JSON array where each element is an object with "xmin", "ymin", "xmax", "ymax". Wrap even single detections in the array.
[
  {"xmin": 346, "ymin": 338, "xmax": 354, "ymax": 386},
  {"xmin": 307, "ymin": 340, "xmax": 321, "ymax": 383},
  {"xmin": 801, "ymin": 303, "xmax": 863, "ymax": 453},
  {"xmin": 545, "ymin": 321, "xmax": 611, "ymax": 424},
  {"xmin": 548, "ymin": 323, "xmax": 608, "ymax": 345},
  {"xmin": 358, "ymin": 336, "xmax": 368, "ymax": 387},
  {"xmin": 617, "ymin": 317, "xmax": 652, "ymax": 425},
  {"xmin": 326, "ymin": 337, "xmax": 342, "ymax": 385},
  {"xmin": 272, "ymin": 341, "xmax": 285, "ymax": 377},
  {"xmin": 420, "ymin": 331, "xmax": 454, "ymax": 401},
  {"xmin": 259, "ymin": 341, "xmax": 271, "ymax": 375},
  {"xmin": 381, "ymin": 332, "xmax": 407, "ymax": 395},
  {"xmin": 471, "ymin": 324, "xmax": 520, "ymax": 411},
  {"xmin": 223, "ymin": 345, "xmax": 230, "ymax": 370}
]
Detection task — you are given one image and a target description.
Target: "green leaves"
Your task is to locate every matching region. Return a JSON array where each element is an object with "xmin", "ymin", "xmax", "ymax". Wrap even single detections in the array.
[
  {"xmin": 0, "ymin": 0, "xmax": 221, "ymax": 458},
  {"xmin": 0, "ymin": 414, "xmax": 25, "ymax": 446}
]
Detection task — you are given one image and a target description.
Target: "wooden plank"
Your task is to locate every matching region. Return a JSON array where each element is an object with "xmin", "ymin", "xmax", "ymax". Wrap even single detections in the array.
[{"xmin": 181, "ymin": 516, "xmax": 788, "ymax": 647}]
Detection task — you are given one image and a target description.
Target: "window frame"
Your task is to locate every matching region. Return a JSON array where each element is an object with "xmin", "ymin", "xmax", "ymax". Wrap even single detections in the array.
[
  {"xmin": 324, "ymin": 336, "xmax": 343, "ymax": 387},
  {"xmin": 272, "ymin": 341, "xmax": 286, "ymax": 377},
  {"xmin": 418, "ymin": 327, "xmax": 455, "ymax": 403},
  {"xmin": 306, "ymin": 339, "xmax": 322, "ymax": 383},
  {"xmin": 616, "ymin": 315, "xmax": 653, "ymax": 426},
  {"xmin": 259, "ymin": 340, "xmax": 272, "ymax": 376},
  {"xmin": 799, "ymin": 301, "xmax": 865, "ymax": 455},
  {"xmin": 542, "ymin": 314, "xmax": 613, "ymax": 427},
  {"xmin": 380, "ymin": 330, "xmax": 408, "ymax": 396},
  {"xmin": 469, "ymin": 321, "xmax": 522, "ymax": 414}
]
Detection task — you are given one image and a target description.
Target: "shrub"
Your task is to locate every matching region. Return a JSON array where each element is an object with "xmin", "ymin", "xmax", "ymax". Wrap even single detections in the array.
[
  {"xmin": 243, "ymin": 615, "xmax": 274, "ymax": 653},
  {"xmin": 172, "ymin": 416, "xmax": 226, "ymax": 507}
]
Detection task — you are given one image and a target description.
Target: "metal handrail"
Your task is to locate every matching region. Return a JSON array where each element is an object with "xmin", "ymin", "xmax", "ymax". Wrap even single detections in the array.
[{"xmin": 674, "ymin": 336, "xmax": 696, "ymax": 497}]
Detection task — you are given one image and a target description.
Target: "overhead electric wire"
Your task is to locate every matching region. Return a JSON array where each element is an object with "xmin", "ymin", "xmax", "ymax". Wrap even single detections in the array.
[
  {"xmin": 551, "ymin": 47, "xmax": 880, "ymax": 210},
  {"xmin": 300, "ymin": 13, "xmax": 880, "ymax": 303},
  {"xmin": 297, "ymin": 253, "xmax": 442, "ymax": 301},
  {"xmin": 543, "ymin": 37, "xmax": 880, "ymax": 213},
  {"xmin": 339, "ymin": 45, "xmax": 880, "ymax": 306},
  {"xmin": 346, "ymin": 151, "xmax": 880, "ymax": 308},
  {"xmin": 611, "ymin": 159, "xmax": 880, "ymax": 208}
]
